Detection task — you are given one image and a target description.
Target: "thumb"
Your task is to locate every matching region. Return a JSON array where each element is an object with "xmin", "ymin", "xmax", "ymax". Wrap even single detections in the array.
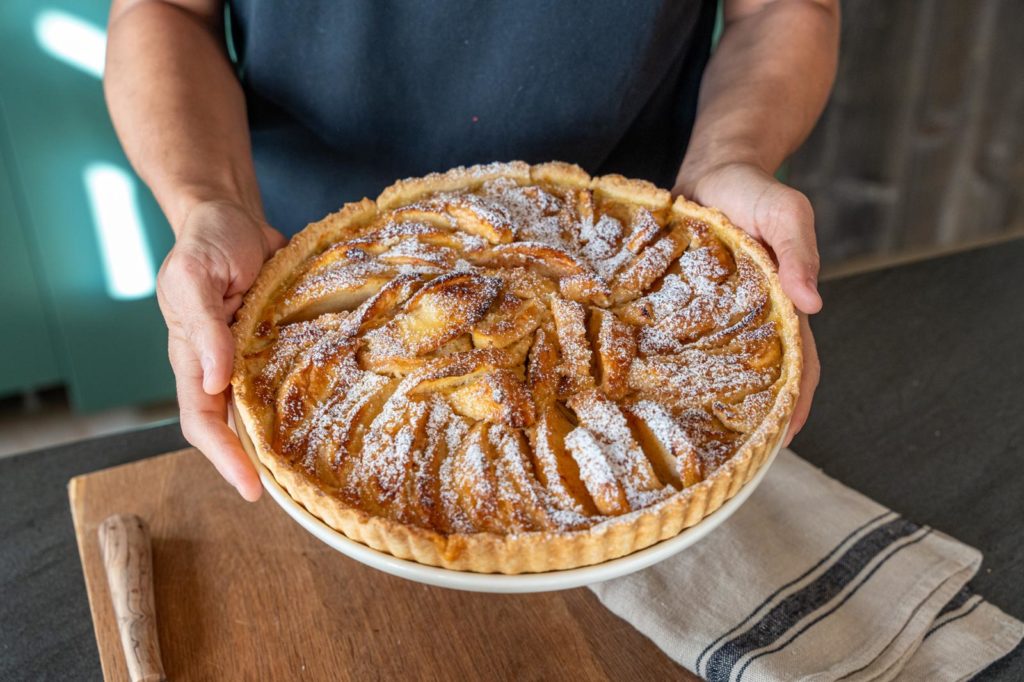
[
  {"xmin": 757, "ymin": 188, "xmax": 822, "ymax": 314},
  {"xmin": 263, "ymin": 225, "xmax": 288, "ymax": 253},
  {"xmin": 774, "ymin": 235, "xmax": 822, "ymax": 315}
]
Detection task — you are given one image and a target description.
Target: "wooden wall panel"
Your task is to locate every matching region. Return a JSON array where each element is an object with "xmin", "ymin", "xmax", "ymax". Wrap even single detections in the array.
[{"xmin": 789, "ymin": 0, "xmax": 1024, "ymax": 266}]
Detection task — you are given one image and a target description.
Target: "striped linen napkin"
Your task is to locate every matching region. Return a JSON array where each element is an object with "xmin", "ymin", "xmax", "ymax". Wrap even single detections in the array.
[{"xmin": 589, "ymin": 449, "xmax": 1023, "ymax": 681}]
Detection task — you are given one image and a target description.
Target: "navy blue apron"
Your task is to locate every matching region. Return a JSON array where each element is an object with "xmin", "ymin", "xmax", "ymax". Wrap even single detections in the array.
[{"xmin": 227, "ymin": 1, "xmax": 716, "ymax": 235}]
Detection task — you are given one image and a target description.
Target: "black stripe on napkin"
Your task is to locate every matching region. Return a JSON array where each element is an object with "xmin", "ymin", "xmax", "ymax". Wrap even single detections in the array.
[
  {"xmin": 703, "ymin": 517, "xmax": 923, "ymax": 682},
  {"xmin": 733, "ymin": 528, "xmax": 932, "ymax": 682},
  {"xmin": 925, "ymin": 596, "xmax": 984, "ymax": 640},
  {"xmin": 694, "ymin": 510, "xmax": 895, "ymax": 674},
  {"xmin": 936, "ymin": 585, "xmax": 973, "ymax": 618}
]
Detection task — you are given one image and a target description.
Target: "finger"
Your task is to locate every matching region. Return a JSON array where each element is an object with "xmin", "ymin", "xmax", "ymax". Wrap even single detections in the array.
[
  {"xmin": 785, "ymin": 314, "xmax": 820, "ymax": 446},
  {"xmin": 169, "ymin": 334, "xmax": 262, "ymax": 501},
  {"xmin": 757, "ymin": 188, "xmax": 823, "ymax": 315},
  {"xmin": 161, "ymin": 255, "xmax": 236, "ymax": 395}
]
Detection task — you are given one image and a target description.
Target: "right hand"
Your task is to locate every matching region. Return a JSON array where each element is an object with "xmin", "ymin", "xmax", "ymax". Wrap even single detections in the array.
[{"xmin": 157, "ymin": 200, "xmax": 285, "ymax": 501}]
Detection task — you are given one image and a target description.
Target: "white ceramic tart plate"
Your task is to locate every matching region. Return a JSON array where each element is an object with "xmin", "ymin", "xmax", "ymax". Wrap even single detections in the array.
[
  {"xmin": 234, "ymin": 407, "xmax": 785, "ymax": 593},
  {"xmin": 230, "ymin": 162, "xmax": 802, "ymax": 587}
]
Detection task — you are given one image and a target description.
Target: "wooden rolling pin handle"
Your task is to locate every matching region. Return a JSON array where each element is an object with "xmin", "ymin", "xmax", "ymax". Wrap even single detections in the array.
[{"xmin": 98, "ymin": 514, "xmax": 167, "ymax": 682}]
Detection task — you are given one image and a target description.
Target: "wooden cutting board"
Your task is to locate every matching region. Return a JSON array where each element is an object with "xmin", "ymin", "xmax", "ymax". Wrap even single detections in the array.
[{"xmin": 69, "ymin": 448, "xmax": 693, "ymax": 680}]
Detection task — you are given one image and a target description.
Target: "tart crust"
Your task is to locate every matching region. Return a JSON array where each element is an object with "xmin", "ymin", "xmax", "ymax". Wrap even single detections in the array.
[{"xmin": 231, "ymin": 161, "xmax": 801, "ymax": 574}]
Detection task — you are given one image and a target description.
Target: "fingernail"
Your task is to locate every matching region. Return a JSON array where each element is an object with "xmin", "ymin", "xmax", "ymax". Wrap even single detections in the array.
[{"xmin": 201, "ymin": 354, "xmax": 214, "ymax": 377}]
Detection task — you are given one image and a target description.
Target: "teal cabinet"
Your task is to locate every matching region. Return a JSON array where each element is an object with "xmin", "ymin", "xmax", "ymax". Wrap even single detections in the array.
[
  {"xmin": 0, "ymin": 124, "xmax": 61, "ymax": 395},
  {"xmin": 0, "ymin": 1, "xmax": 175, "ymax": 410}
]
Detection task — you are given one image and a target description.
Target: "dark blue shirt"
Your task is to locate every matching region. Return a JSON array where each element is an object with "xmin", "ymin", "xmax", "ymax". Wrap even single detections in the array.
[{"xmin": 227, "ymin": 1, "xmax": 716, "ymax": 235}]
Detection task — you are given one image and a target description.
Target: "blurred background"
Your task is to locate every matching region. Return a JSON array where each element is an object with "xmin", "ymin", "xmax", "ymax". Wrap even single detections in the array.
[{"xmin": 0, "ymin": 0, "xmax": 1021, "ymax": 456}]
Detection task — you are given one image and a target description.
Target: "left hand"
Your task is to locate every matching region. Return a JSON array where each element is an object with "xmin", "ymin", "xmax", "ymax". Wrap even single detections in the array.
[{"xmin": 674, "ymin": 162, "xmax": 822, "ymax": 444}]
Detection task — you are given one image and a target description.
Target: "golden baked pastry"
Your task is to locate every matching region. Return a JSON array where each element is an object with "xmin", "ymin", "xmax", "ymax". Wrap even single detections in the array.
[{"xmin": 231, "ymin": 161, "xmax": 801, "ymax": 573}]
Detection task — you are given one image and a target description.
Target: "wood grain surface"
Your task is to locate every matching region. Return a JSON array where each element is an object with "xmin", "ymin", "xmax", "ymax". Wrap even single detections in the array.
[{"xmin": 70, "ymin": 448, "xmax": 693, "ymax": 681}]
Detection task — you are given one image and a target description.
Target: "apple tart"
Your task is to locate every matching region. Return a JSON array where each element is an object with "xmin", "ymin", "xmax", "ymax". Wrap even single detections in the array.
[{"xmin": 231, "ymin": 161, "xmax": 801, "ymax": 573}]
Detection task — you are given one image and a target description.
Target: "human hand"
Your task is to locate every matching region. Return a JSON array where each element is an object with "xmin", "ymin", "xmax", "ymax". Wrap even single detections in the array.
[
  {"xmin": 674, "ymin": 162, "xmax": 821, "ymax": 444},
  {"xmin": 157, "ymin": 200, "xmax": 286, "ymax": 500}
]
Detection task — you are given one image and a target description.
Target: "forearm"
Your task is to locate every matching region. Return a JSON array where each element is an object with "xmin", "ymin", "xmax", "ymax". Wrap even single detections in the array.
[
  {"xmin": 105, "ymin": 0, "xmax": 261, "ymax": 233},
  {"xmin": 676, "ymin": 0, "xmax": 839, "ymax": 195}
]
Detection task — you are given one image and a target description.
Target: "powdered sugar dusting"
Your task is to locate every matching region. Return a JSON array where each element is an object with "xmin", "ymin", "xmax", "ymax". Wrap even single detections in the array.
[
  {"xmin": 565, "ymin": 428, "xmax": 619, "ymax": 495},
  {"xmin": 250, "ymin": 169, "xmax": 786, "ymax": 538}
]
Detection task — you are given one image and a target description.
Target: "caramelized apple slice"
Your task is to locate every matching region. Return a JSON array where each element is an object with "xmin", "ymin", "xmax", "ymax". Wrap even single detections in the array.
[
  {"xmin": 579, "ymin": 213, "xmax": 624, "ymax": 264},
  {"xmin": 526, "ymin": 325, "xmax": 560, "ymax": 409},
  {"xmin": 623, "ymin": 400, "xmax": 703, "ymax": 488},
  {"xmin": 686, "ymin": 219, "xmax": 735, "ymax": 279},
  {"xmin": 615, "ymin": 274, "xmax": 692, "ymax": 326},
  {"xmin": 575, "ymin": 187, "xmax": 595, "ymax": 225},
  {"xmin": 692, "ymin": 299, "xmax": 769, "ymax": 351},
  {"xmin": 446, "ymin": 368, "xmax": 535, "ymax": 427},
  {"xmin": 518, "ymin": 183, "xmax": 565, "ymax": 214},
  {"xmin": 471, "ymin": 294, "xmax": 544, "ymax": 349},
  {"xmin": 407, "ymin": 400, "xmax": 470, "ymax": 532},
  {"xmin": 251, "ymin": 313, "xmax": 346, "ymax": 404},
  {"xmin": 712, "ymin": 388, "xmax": 775, "ymax": 434},
  {"xmin": 687, "ymin": 255, "xmax": 771, "ymax": 349},
  {"xmin": 478, "ymin": 242, "xmax": 610, "ymax": 305},
  {"xmin": 488, "ymin": 423, "xmax": 553, "ymax": 531},
  {"xmin": 623, "ymin": 206, "xmax": 664, "ymax": 253},
  {"xmin": 496, "ymin": 266, "xmax": 558, "ymax": 300},
  {"xmin": 567, "ymin": 389, "xmax": 663, "ymax": 501},
  {"xmin": 275, "ymin": 333, "xmax": 361, "ymax": 444},
  {"xmin": 550, "ymin": 297, "xmax": 594, "ymax": 398},
  {"xmin": 441, "ymin": 421, "xmax": 550, "ymax": 533},
  {"xmin": 637, "ymin": 296, "xmax": 718, "ymax": 355},
  {"xmin": 404, "ymin": 348, "xmax": 510, "ymax": 395},
  {"xmin": 359, "ymin": 334, "xmax": 472, "ymax": 377},
  {"xmin": 610, "ymin": 223, "xmax": 689, "ymax": 304},
  {"xmin": 716, "ymin": 323, "xmax": 783, "ymax": 371},
  {"xmin": 499, "ymin": 333, "xmax": 534, "ymax": 372},
  {"xmin": 286, "ymin": 371, "xmax": 396, "ymax": 484},
  {"xmin": 396, "ymin": 272, "xmax": 500, "ymax": 351},
  {"xmin": 627, "ymin": 347, "xmax": 779, "ymax": 409},
  {"xmin": 588, "ymin": 308, "xmax": 636, "ymax": 400},
  {"xmin": 558, "ymin": 274, "xmax": 611, "ymax": 306},
  {"xmin": 403, "ymin": 346, "xmax": 533, "ymax": 427},
  {"xmin": 277, "ymin": 260, "xmax": 394, "ymax": 323},
  {"xmin": 528, "ymin": 403, "xmax": 598, "ymax": 516},
  {"xmin": 439, "ymin": 422, "xmax": 502, "ymax": 533},
  {"xmin": 486, "ymin": 241, "xmax": 589, "ymax": 278},
  {"xmin": 361, "ymin": 272, "xmax": 500, "ymax": 361},
  {"xmin": 376, "ymin": 241, "xmax": 457, "ymax": 269},
  {"xmin": 378, "ymin": 205, "xmax": 455, "ymax": 230},
  {"xmin": 321, "ymin": 373, "xmax": 398, "ymax": 479},
  {"xmin": 354, "ymin": 396, "xmax": 430, "ymax": 518},
  {"xmin": 351, "ymin": 220, "xmax": 458, "ymax": 251},
  {"xmin": 564, "ymin": 427, "xmax": 630, "ymax": 516},
  {"xmin": 342, "ymin": 273, "xmax": 425, "ymax": 335},
  {"xmin": 444, "ymin": 196, "xmax": 514, "ymax": 244}
]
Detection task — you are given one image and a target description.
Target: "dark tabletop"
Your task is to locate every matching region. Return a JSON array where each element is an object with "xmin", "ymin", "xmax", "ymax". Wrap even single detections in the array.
[{"xmin": 1, "ymin": 239, "xmax": 1021, "ymax": 681}]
